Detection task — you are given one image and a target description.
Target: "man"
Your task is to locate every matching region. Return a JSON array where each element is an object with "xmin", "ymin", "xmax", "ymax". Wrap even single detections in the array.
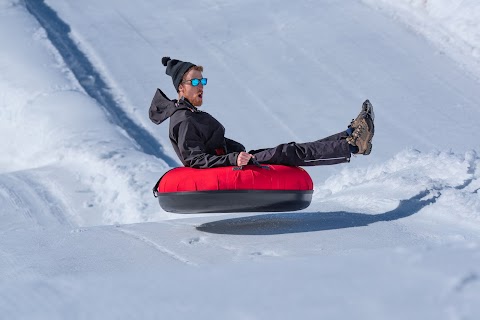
[{"xmin": 149, "ymin": 57, "xmax": 374, "ymax": 169}]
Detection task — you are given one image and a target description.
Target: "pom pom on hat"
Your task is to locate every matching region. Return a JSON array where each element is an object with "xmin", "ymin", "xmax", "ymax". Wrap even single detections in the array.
[{"xmin": 162, "ymin": 56, "xmax": 171, "ymax": 66}]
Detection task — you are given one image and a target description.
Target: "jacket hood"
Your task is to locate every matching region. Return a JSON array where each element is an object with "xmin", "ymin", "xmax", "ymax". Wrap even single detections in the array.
[{"xmin": 149, "ymin": 88, "xmax": 196, "ymax": 125}]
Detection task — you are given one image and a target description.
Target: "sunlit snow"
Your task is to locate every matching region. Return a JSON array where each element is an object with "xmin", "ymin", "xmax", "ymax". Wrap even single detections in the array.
[{"xmin": 1, "ymin": 0, "xmax": 479, "ymax": 318}]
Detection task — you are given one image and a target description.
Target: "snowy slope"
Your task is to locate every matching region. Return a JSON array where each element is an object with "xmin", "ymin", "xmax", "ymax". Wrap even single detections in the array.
[
  {"xmin": 363, "ymin": 0, "xmax": 480, "ymax": 79},
  {"xmin": 1, "ymin": 0, "xmax": 480, "ymax": 319},
  {"xmin": 44, "ymin": 0, "xmax": 480, "ymax": 164}
]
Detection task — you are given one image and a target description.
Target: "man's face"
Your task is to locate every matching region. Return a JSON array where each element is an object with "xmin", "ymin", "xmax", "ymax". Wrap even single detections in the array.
[{"xmin": 178, "ymin": 69, "xmax": 204, "ymax": 107}]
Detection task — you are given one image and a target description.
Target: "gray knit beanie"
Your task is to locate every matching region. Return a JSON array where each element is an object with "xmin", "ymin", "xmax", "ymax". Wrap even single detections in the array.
[{"xmin": 162, "ymin": 57, "xmax": 196, "ymax": 92}]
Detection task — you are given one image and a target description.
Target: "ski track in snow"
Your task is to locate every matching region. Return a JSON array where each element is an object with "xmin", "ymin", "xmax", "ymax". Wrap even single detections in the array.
[
  {"xmin": 112, "ymin": 9, "xmax": 159, "ymax": 54},
  {"xmin": 0, "ymin": 171, "xmax": 72, "ymax": 229},
  {"xmin": 115, "ymin": 227, "xmax": 197, "ymax": 266},
  {"xmin": 23, "ymin": 0, "xmax": 178, "ymax": 167},
  {"xmin": 0, "ymin": 176, "xmax": 35, "ymax": 225}
]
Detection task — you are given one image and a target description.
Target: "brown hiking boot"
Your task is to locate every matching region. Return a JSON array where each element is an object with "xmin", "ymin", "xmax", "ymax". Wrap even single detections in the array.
[
  {"xmin": 349, "ymin": 99, "xmax": 375, "ymax": 131},
  {"xmin": 346, "ymin": 100, "xmax": 375, "ymax": 155}
]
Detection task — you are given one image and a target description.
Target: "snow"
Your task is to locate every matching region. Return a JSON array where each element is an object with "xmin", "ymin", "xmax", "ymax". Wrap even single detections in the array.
[
  {"xmin": 363, "ymin": 0, "xmax": 480, "ymax": 79},
  {"xmin": 1, "ymin": 0, "xmax": 480, "ymax": 318}
]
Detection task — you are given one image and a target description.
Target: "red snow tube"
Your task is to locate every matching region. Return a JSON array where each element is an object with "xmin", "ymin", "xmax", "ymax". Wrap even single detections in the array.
[{"xmin": 153, "ymin": 165, "xmax": 313, "ymax": 213}]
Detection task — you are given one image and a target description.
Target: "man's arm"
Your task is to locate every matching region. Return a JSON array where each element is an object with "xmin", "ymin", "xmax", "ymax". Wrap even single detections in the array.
[
  {"xmin": 225, "ymin": 138, "xmax": 246, "ymax": 153},
  {"xmin": 225, "ymin": 138, "xmax": 254, "ymax": 166},
  {"xmin": 175, "ymin": 121, "xmax": 239, "ymax": 168}
]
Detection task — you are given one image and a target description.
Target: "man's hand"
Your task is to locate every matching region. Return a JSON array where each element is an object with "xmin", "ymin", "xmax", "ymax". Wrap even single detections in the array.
[{"xmin": 236, "ymin": 151, "xmax": 254, "ymax": 166}]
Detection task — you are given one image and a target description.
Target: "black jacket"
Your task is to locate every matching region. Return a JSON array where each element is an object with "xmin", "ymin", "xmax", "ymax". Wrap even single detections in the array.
[{"xmin": 149, "ymin": 89, "xmax": 245, "ymax": 168}]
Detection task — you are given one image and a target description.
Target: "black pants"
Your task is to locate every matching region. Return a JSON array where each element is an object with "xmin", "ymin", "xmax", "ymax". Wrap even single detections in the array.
[{"xmin": 249, "ymin": 131, "xmax": 351, "ymax": 166}]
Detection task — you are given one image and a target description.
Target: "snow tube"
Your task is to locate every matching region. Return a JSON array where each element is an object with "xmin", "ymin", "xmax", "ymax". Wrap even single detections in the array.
[{"xmin": 153, "ymin": 165, "xmax": 313, "ymax": 213}]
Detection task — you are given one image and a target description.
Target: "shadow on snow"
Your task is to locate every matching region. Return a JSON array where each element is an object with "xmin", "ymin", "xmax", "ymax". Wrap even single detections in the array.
[
  {"xmin": 24, "ymin": 0, "xmax": 178, "ymax": 167},
  {"xmin": 196, "ymin": 190, "xmax": 436, "ymax": 235}
]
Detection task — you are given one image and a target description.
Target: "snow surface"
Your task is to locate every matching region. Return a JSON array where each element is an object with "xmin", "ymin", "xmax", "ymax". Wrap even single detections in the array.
[{"xmin": 1, "ymin": 0, "xmax": 480, "ymax": 318}]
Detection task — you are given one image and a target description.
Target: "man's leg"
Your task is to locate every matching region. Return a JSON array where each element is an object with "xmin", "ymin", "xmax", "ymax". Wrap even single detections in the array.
[
  {"xmin": 252, "ymin": 100, "xmax": 376, "ymax": 166},
  {"xmin": 250, "ymin": 133, "xmax": 352, "ymax": 166},
  {"xmin": 316, "ymin": 130, "xmax": 349, "ymax": 143}
]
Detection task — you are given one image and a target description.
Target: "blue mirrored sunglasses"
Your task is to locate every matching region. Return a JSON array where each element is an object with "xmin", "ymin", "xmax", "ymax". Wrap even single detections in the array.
[{"xmin": 183, "ymin": 78, "xmax": 207, "ymax": 86}]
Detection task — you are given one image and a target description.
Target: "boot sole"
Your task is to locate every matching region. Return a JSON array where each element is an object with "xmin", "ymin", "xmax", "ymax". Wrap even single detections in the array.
[
  {"xmin": 363, "ymin": 100, "xmax": 375, "ymax": 121},
  {"xmin": 364, "ymin": 142, "xmax": 373, "ymax": 155}
]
